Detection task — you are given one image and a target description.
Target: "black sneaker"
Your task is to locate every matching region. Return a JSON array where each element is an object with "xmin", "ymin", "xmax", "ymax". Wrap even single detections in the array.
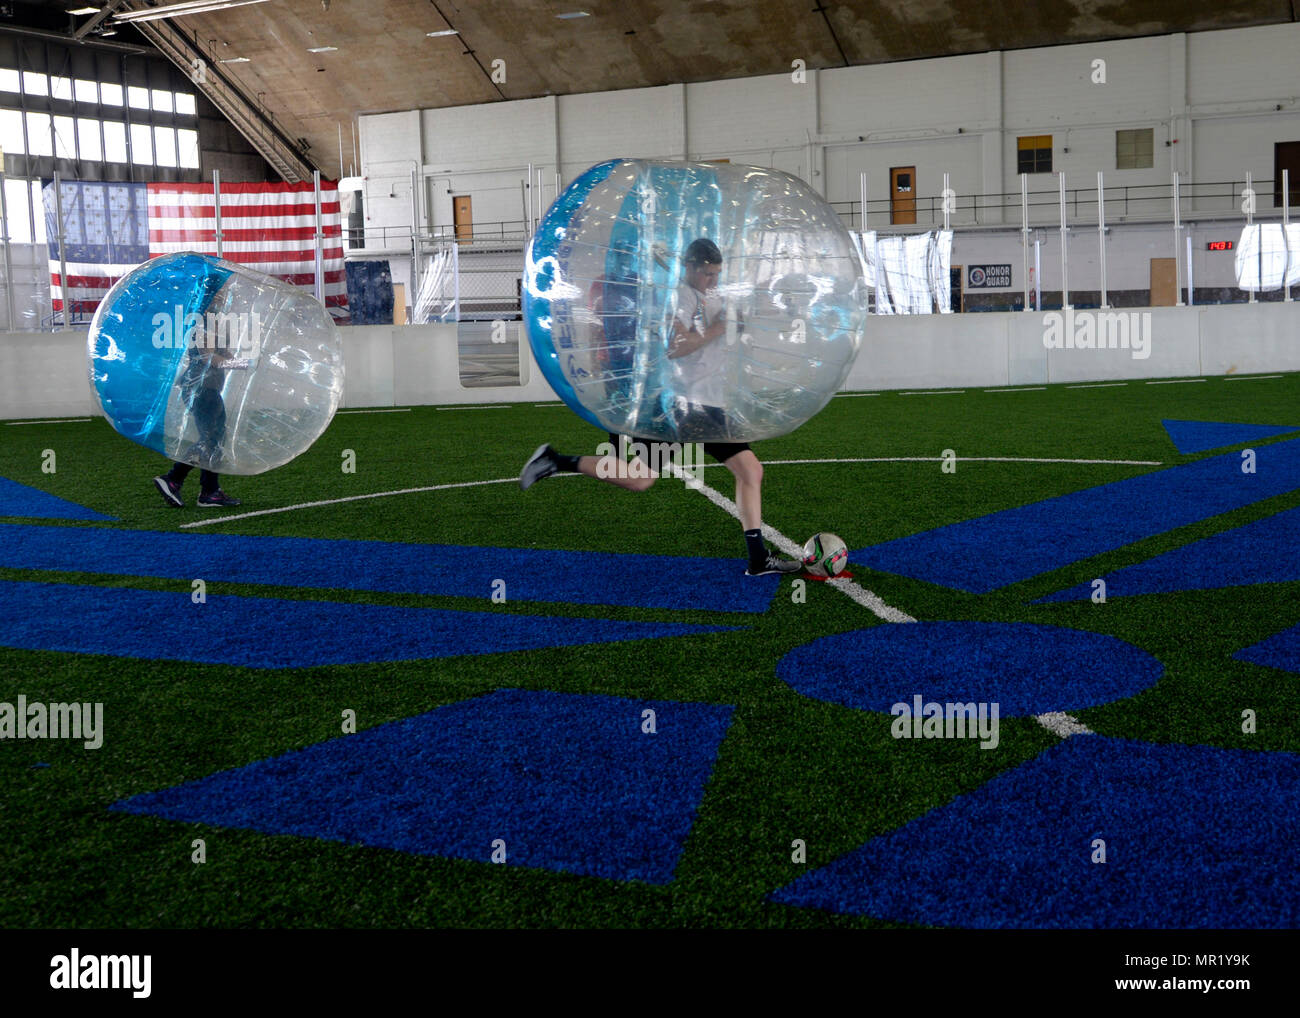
[
  {"xmin": 745, "ymin": 555, "xmax": 803, "ymax": 576},
  {"xmin": 519, "ymin": 443, "xmax": 560, "ymax": 491},
  {"xmin": 197, "ymin": 489, "xmax": 241, "ymax": 508},
  {"xmin": 154, "ymin": 475, "xmax": 184, "ymax": 508}
]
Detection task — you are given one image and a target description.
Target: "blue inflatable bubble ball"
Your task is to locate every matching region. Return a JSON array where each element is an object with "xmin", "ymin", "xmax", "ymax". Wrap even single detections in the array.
[
  {"xmin": 523, "ymin": 159, "xmax": 867, "ymax": 444},
  {"xmin": 87, "ymin": 253, "xmax": 344, "ymax": 475}
]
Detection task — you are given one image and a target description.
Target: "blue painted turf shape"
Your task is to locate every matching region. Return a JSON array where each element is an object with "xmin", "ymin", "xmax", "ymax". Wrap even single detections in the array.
[
  {"xmin": 776, "ymin": 622, "xmax": 1163, "ymax": 716},
  {"xmin": 0, "ymin": 523, "xmax": 777, "ymax": 613},
  {"xmin": 1038, "ymin": 505, "xmax": 1300, "ymax": 602},
  {"xmin": 0, "ymin": 477, "xmax": 115, "ymax": 521},
  {"xmin": 850, "ymin": 437, "xmax": 1300, "ymax": 593},
  {"xmin": 771, "ymin": 735, "xmax": 1300, "ymax": 928},
  {"xmin": 1161, "ymin": 418, "xmax": 1298, "ymax": 455},
  {"xmin": 1234, "ymin": 621, "xmax": 1300, "ymax": 675},
  {"xmin": 0, "ymin": 581, "xmax": 741, "ymax": 668},
  {"xmin": 112, "ymin": 688, "xmax": 734, "ymax": 884}
]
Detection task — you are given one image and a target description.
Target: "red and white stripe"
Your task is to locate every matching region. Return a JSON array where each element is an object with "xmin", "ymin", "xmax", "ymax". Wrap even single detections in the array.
[
  {"xmin": 51, "ymin": 262, "xmax": 139, "ymax": 313},
  {"xmin": 147, "ymin": 181, "xmax": 348, "ymax": 315}
]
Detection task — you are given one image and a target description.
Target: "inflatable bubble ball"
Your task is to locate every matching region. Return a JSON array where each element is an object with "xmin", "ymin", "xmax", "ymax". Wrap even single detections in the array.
[
  {"xmin": 87, "ymin": 252, "xmax": 343, "ymax": 475},
  {"xmin": 523, "ymin": 159, "xmax": 867, "ymax": 444}
]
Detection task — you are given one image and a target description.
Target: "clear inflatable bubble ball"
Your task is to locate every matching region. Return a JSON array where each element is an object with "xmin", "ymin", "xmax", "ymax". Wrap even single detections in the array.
[
  {"xmin": 523, "ymin": 159, "xmax": 867, "ymax": 444},
  {"xmin": 87, "ymin": 252, "xmax": 344, "ymax": 475}
]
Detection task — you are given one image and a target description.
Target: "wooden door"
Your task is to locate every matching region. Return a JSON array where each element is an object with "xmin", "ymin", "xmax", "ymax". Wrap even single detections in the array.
[
  {"xmin": 890, "ymin": 166, "xmax": 916, "ymax": 225},
  {"xmin": 1149, "ymin": 258, "xmax": 1177, "ymax": 307},
  {"xmin": 1275, "ymin": 142, "xmax": 1300, "ymax": 209},
  {"xmin": 393, "ymin": 282, "xmax": 408, "ymax": 325},
  {"xmin": 453, "ymin": 195, "xmax": 473, "ymax": 244}
]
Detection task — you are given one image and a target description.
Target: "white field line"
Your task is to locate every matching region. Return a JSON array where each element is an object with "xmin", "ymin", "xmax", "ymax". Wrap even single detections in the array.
[
  {"xmin": 1036, "ymin": 712, "xmax": 1095, "ymax": 737},
  {"xmin": 983, "ymin": 386, "xmax": 1046, "ymax": 393},
  {"xmin": 762, "ymin": 455, "xmax": 1163, "ymax": 466},
  {"xmin": 1146, "ymin": 378, "xmax": 1206, "ymax": 385},
  {"xmin": 832, "ymin": 392, "xmax": 880, "ymax": 398},
  {"xmin": 435, "ymin": 405, "xmax": 512, "ymax": 410},
  {"xmin": 179, "ymin": 476, "xmax": 524, "ymax": 528},
  {"xmin": 1066, "ymin": 382, "xmax": 1127, "ymax": 389},
  {"xmin": 899, "ymin": 390, "xmax": 964, "ymax": 396},
  {"xmin": 533, "ymin": 403, "xmax": 565, "ymax": 406},
  {"xmin": 337, "ymin": 408, "xmax": 411, "ymax": 415},
  {"xmin": 660, "ymin": 462, "xmax": 917, "ymax": 624},
  {"xmin": 5, "ymin": 418, "xmax": 93, "ymax": 425},
  {"xmin": 184, "ymin": 454, "xmax": 1161, "ymax": 528},
  {"xmin": 1224, "ymin": 374, "xmax": 1284, "ymax": 381}
]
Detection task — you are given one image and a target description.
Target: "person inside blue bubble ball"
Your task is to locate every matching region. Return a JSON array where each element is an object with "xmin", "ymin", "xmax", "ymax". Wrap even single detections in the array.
[
  {"xmin": 520, "ymin": 238, "xmax": 801, "ymax": 576},
  {"xmin": 152, "ymin": 320, "xmax": 246, "ymax": 509}
]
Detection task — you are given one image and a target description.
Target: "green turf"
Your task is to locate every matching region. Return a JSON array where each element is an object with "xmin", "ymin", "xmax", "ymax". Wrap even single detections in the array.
[{"xmin": 1, "ymin": 373, "xmax": 1298, "ymax": 927}]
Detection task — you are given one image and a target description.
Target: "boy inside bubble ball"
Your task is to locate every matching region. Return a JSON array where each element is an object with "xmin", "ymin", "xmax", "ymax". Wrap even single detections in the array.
[
  {"xmin": 521, "ymin": 238, "xmax": 801, "ymax": 577},
  {"xmin": 153, "ymin": 321, "xmax": 246, "ymax": 509}
]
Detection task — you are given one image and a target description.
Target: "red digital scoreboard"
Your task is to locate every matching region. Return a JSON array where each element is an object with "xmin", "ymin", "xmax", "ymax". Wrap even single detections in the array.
[{"xmin": 1207, "ymin": 240, "xmax": 1234, "ymax": 251}]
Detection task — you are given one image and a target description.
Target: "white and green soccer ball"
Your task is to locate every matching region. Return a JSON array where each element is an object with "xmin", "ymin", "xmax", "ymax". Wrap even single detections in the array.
[{"xmin": 802, "ymin": 532, "xmax": 849, "ymax": 578}]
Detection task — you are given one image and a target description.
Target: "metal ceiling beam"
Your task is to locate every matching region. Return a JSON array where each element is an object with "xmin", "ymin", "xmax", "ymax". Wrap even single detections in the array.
[
  {"xmin": 73, "ymin": 0, "xmax": 130, "ymax": 41},
  {"xmin": 120, "ymin": 6, "xmax": 317, "ymax": 182}
]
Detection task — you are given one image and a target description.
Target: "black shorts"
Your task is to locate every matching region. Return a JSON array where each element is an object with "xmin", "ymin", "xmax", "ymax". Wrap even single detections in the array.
[{"xmin": 605, "ymin": 433, "xmax": 750, "ymax": 466}]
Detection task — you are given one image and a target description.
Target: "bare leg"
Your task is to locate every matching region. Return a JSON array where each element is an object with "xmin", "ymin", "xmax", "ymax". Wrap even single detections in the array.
[
  {"xmin": 577, "ymin": 454, "xmax": 657, "ymax": 493},
  {"xmin": 724, "ymin": 449, "xmax": 763, "ymax": 531}
]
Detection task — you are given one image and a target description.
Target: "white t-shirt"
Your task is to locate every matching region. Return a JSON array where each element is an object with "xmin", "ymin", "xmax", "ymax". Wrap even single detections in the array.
[{"xmin": 671, "ymin": 284, "xmax": 730, "ymax": 406}]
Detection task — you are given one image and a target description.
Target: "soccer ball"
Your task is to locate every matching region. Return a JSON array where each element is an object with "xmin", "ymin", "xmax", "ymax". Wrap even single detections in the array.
[{"xmin": 802, "ymin": 532, "xmax": 849, "ymax": 578}]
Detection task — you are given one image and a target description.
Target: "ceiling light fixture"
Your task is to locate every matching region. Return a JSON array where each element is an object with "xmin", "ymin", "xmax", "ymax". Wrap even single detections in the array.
[
  {"xmin": 555, "ymin": 11, "xmax": 590, "ymax": 19},
  {"xmin": 426, "ymin": 29, "xmax": 458, "ymax": 37},
  {"xmin": 219, "ymin": 56, "xmax": 250, "ymax": 63},
  {"xmin": 114, "ymin": 0, "xmax": 271, "ymax": 25},
  {"xmin": 307, "ymin": 45, "xmax": 337, "ymax": 53},
  {"xmin": 68, "ymin": 6, "xmax": 100, "ymax": 14}
]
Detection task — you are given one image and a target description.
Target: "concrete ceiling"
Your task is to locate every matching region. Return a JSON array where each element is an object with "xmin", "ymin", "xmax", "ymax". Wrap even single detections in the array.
[{"xmin": 32, "ymin": 1, "xmax": 1300, "ymax": 178}]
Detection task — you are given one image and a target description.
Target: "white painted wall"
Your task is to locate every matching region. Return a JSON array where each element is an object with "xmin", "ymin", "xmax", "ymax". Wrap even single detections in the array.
[
  {"xmin": 360, "ymin": 20, "xmax": 1300, "ymax": 262},
  {"xmin": 6, "ymin": 306, "xmax": 1296, "ymax": 420}
]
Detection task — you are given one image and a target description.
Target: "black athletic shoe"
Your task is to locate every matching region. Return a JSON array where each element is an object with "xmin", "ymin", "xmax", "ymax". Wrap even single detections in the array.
[
  {"xmin": 519, "ymin": 443, "xmax": 560, "ymax": 491},
  {"xmin": 745, "ymin": 555, "xmax": 803, "ymax": 576},
  {"xmin": 197, "ymin": 489, "xmax": 241, "ymax": 508},
  {"xmin": 154, "ymin": 475, "xmax": 183, "ymax": 508}
]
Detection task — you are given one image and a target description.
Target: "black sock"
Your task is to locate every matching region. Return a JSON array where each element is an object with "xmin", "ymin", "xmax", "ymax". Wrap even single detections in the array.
[
  {"xmin": 744, "ymin": 528, "xmax": 767, "ymax": 564},
  {"xmin": 554, "ymin": 452, "xmax": 581, "ymax": 473}
]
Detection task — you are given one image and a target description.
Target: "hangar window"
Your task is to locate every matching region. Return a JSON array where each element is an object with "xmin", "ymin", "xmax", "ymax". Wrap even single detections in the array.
[
  {"xmin": 1116, "ymin": 129, "xmax": 1154, "ymax": 170},
  {"xmin": 1017, "ymin": 135, "xmax": 1052, "ymax": 174}
]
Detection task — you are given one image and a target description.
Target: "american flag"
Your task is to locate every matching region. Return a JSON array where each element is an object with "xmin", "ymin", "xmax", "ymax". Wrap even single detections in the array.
[{"xmin": 44, "ymin": 179, "xmax": 348, "ymax": 321}]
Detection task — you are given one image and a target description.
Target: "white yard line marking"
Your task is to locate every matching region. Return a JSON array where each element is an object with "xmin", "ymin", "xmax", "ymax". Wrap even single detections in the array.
[
  {"xmin": 533, "ymin": 402, "xmax": 565, "ymax": 406},
  {"xmin": 832, "ymin": 392, "xmax": 880, "ymax": 398},
  {"xmin": 435, "ymin": 405, "xmax": 512, "ymax": 410},
  {"xmin": 5, "ymin": 418, "xmax": 93, "ymax": 425},
  {"xmin": 1146, "ymin": 378, "xmax": 1206, "ymax": 385},
  {"xmin": 337, "ymin": 408, "xmax": 411, "ymax": 414},
  {"xmin": 984, "ymin": 386, "xmax": 1047, "ymax": 392},
  {"xmin": 1066, "ymin": 382, "xmax": 1127, "ymax": 389},
  {"xmin": 899, "ymin": 389, "xmax": 964, "ymax": 396},
  {"xmin": 1224, "ymin": 374, "xmax": 1283, "ymax": 381}
]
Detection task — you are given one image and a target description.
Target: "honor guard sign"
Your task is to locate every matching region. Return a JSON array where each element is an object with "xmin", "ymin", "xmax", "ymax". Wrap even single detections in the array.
[{"xmin": 967, "ymin": 264, "xmax": 1012, "ymax": 288}]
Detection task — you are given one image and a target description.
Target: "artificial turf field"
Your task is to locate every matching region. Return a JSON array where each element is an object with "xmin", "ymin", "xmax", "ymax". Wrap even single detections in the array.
[{"xmin": 1, "ymin": 371, "xmax": 1298, "ymax": 930}]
